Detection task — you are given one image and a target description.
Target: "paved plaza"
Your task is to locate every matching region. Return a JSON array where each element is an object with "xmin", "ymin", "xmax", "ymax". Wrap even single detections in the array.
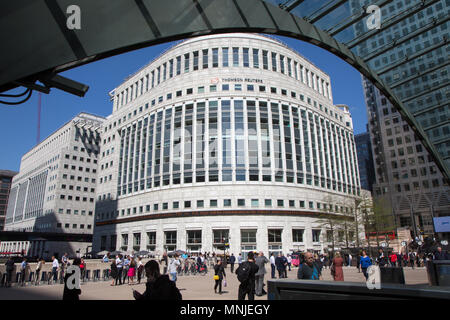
[{"xmin": 0, "ymin": 265, "xmax": 429, "ymax": 300}]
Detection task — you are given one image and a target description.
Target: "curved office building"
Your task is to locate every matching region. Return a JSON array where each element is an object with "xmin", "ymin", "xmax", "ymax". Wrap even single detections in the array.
[{"xmin": 93, "ymin": 34, "xmax": 361, "ymax": 257}]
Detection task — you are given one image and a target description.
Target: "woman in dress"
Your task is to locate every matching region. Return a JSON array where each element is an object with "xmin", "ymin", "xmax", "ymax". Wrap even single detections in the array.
[
  {"xmin": 128, "ymin": 257, "xmax": 136, "ymax": 285},
  {"xmin": 331, "ymin": 252, "xmax": 344, "ymax": 281},
  {"xmin": 110, "ymin": 259, "xmax": 118, "ymax": 286}
]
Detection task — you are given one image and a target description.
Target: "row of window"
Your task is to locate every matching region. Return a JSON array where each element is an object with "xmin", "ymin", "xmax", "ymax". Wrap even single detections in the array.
[
  {"xmin": 65, "ymin": 153, "xmax": 98, "ymax": 164},
  {"xmin": 102, "ymin": 227, "xmax": 355, "ymax": 251},
  {"xmin": 56, "ymin": 223, "xmax": 92, "ymax": 230},
  {"xmin": 59, "ymin": 194, "xmax": 94, "ymax": 202},
  {"xmin": 61, "ymin": 174, "xmax": 96, "ymax": 184},
  {"xmin": 57, "ymin": 208, "xmax": 93, "ymax": 215},
  {"xmin": 115, "ymin": 44, "xmax": 332, "ymax": 110},
  {"xmin": 97, "ymin": 198, "xmax": 354, "ymax": 220},
  {"xmin": 114, "ymin": 100, "xmax": 359, "ymax": 197}
]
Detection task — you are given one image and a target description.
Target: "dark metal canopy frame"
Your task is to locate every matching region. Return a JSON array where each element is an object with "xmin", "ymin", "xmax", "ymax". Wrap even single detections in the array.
[{"xmin": 0, "ymin": 0, "xmax": 448, "ymax": 182}]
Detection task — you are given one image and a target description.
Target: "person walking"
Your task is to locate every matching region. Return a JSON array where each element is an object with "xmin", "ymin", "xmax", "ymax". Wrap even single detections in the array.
[
  {"xmin": 229, "ymin": 253, "xmax": 236, "ymax": 273},
  {"xmin": 20, "ymin": 258, "xmax": 28, "ymax": 286},
  {"xmin": 281, "ymin": 253, "xmax": 288, "ymax": 278},
  {"xmin": 137, "ymin": 257, "xmax": 144, "ymax": 284},
  {"xmin": 4, "ymin": 257, "xmax": 15, "ymax": 287},
  {"xmin": 297, "ymin": 252, "xmax": 322, "ymax": 280},
  {"xmin": 169, "ymin": 254, "xmax": 181, "ymax": 282},
  {"xmin": 63, "ymin": 258, "xmax": 82, "ymax": 301},
  {"xmin": 287, "ymin": 254, "xmax": 292, "ymax": 271},
  {"xmin": 115, "ymin": 254, "xmax": 123, "ymax": 285},
  {"xmin": 376, "ymin": 249, "xmax": 387, "ymax": 267},
  {"xmin": 389, "ymin": 252, "xmax": 398, "ymax": 267},
  {"xmin": 434, "ymin": 247, "xmax": 449, "ymax": 260},
  {"xmin": 128, "ymin": 257, "xmax": 136, "ymax": 285},
  {"xmin": 35, "ymin": 258, "xmax": 44, "ymax": 285},
  {"xmin": 360, "ymin": 250, "xmax": 372, "ymax": 280},
  {"xmin": 213, "ymin": 258, "xmax": 226, "ymax": 294},
  {"xmin": 236, "ymin": 251, "xmax": 259, "ymax": 300},
  {"xmin": 237, "ymin": 253, "xmax": 243, "ymax": 265},
  {"xmin": 331, "ymin": 252, "xmax": 344, "ymax": 281},
  {"xmin": 270, "ymin": 253, "xmax": 276, "ymax": 279},
  {"xmin": 314, "ymin": 253, "xmax": 324, "ymax": 275},
  {"xmin": 110, "ymin": 259, "xmax": 118, "ymax": 286},
  {"xmin": 356, "ymin": 253, "xmax": 361, "ymax": 272},
  {"xmin": 275, "ymin": 253, "xmax": 286, "ymax": 279},
  {"xmin": 254, "ymin": 251, "xmax": 269, "ymax": 296},
  {"xmin": 162, "ymin": 252, "xmax": 169, "ymax": 274},
  {"xmin": 133, "ymin": 260, "xmax": 182, "ymax": 300},
  {"xmin": 51, "ymin": 256, "xmax": 59, "ymax": 283},
  {"xmin": 409, "ymin": 251, "xmax": 416, "ymax": 269},
  {"xmin": 79, "ymin": 258, "xmax": 86, "ymax": 281},
  {"xmin": 123, "ymin": 255, "xmax": 130, "ymax": 284}
]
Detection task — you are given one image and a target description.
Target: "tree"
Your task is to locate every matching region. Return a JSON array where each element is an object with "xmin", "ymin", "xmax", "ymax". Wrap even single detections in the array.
[
  {"xmin": 316, "ymin": 195, "xmax": 353, "ymax": 256},
  {"xmin": 364, "ymin": 195, "xmax": 396, "ymax": 249}
]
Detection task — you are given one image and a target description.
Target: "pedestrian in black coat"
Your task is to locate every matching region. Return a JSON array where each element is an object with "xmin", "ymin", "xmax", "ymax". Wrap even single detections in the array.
[
  {"xmin": 213, "ymin": 259, "xmax": 226, "ymax": 294},
  {"xmin": 236, "ymin": 251, "xmax": 259, "ymax": 300},
  {"xmin": 133, "ymin": 260, "xmax": 182, "ymax": 300},
  {"xmin": 63, "ymin": 258, "xmax": 82, "ymax": 301}
]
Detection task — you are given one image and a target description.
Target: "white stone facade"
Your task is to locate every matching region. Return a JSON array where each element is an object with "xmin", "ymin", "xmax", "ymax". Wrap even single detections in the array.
[
  {"xmin": 93, "ymin": 34, "xmax": 361, "ymax": 256},
  {"xmin": 3, "ymin": 112, "xmax": 105, "ymax": 257}
]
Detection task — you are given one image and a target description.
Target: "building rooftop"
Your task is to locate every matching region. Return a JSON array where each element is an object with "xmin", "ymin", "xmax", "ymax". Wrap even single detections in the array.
[{"xmin": 0, "ymin": 170, "xmax": 18, "ymax": 178}]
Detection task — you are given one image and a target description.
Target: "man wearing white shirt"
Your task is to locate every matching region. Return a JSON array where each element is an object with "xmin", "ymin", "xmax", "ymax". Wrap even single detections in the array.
[
  {"xmin": 270, "ymin": 253, "xmax": 276, "ymax": 279},
  {"xmin": 52, "ymin": 256, "xmax": 59, "ymax": 282}
]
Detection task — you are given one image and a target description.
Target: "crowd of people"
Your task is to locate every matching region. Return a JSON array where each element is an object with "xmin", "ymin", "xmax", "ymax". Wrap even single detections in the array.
[{"xmin": 2, "ymin": 246, "xmax": 449, "ymax": 300}]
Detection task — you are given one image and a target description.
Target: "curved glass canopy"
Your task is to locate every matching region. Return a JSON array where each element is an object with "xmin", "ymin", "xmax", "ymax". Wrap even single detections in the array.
[{"xmin": 0, "ymin": 0, "xmax": 448, "ymax": 182}]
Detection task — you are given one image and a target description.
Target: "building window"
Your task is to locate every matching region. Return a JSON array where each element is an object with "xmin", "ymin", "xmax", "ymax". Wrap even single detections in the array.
[
  {"xmin": 312, "ymin": 229, "xmax": 321, "ymax": 242},
  {"xmin": 268, "ymin": 229, "xmax": 282, "ymax": 243},
  {"xmin": 292, "ymin": 229, "xmax": 304, "ymax": 242}
]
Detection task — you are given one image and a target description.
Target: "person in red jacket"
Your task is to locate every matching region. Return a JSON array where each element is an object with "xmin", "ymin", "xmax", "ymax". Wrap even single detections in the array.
[{"xmin": 389, "ymin": 252, "xmax": 397, "ymax": 267}]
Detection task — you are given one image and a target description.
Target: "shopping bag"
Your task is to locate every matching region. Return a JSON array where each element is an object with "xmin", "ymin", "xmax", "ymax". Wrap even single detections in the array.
[{"xmin": 223, "ymin": 279, "xmax": 227, "ymax": 287}]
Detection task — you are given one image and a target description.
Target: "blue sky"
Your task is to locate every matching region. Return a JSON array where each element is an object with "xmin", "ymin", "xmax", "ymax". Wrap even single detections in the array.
[{"xmin": 0, "ymin": 34, "xmax": 367, "ymax": 172}]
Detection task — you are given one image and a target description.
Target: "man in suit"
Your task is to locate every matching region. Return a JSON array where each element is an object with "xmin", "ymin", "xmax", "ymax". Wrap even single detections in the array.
[{"xmin": 254, "ymin": 252, "xmax": 269, "ymax": 296}]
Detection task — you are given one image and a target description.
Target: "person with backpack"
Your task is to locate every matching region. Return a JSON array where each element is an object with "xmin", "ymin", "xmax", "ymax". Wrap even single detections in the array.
[
  {"xmin": 236, "ymin": 251, "xmax": 259, "ymax": 300},
  {"xmin": 297, "ymin": 252, "xmax": 322, "ymax": 280}
]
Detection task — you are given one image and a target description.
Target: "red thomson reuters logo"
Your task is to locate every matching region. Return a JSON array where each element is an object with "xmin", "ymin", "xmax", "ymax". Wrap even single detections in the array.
[{"xmin": 210, "ymin": 77, "xmax": 219, "ymax": 84}]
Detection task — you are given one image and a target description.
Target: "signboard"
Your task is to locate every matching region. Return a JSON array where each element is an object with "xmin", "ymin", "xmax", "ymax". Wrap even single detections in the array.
[
  {"xmin": 433, "ymin": 216, "xmax": 450, "ymax": 233},
  {"xmin": 441, "ymin": 240, "xmax": 448, "ymax": 246},
  {"xmin": 401, "ymin": 241, "xmax": 407, "ymax": 246},
  {"xmin": 381, "ymin": 242, "xmax": 387, "ymax": 247}
]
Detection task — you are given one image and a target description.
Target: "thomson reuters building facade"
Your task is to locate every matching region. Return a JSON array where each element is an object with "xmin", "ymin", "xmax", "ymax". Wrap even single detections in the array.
[{"xmin": 93, "ymin": 34, "xmax": 361, "ymax": 257}]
